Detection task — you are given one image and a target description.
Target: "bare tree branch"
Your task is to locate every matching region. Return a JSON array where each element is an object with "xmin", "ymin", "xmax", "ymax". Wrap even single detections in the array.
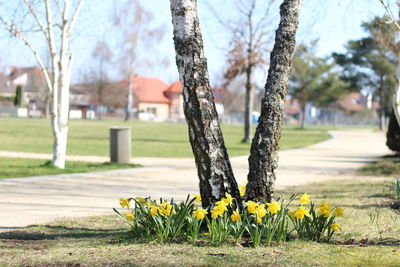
[
  {"xmin": 23, "ymin": 0, "xmax": 49, "ymax": 39},
  {"xmin": 68, "ymin": 0, "xmax": 84, "ymax": 36},
  {"xmin": 0, "ymin": 16, "xmax": 53, "ymax": 94},
  {"xmin": 379, "ymin": 0, "xmax": 400, "ymax": 30}
]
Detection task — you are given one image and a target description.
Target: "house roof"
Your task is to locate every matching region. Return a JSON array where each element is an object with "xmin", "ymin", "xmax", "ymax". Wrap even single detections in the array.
[
  {"xmin": 164, "ymin": 81, "xmax": 182, "ymax": 94},
  {"xmin": 212, "ymin": 88, "xmax": 229, "ymax": 104},
  {"xmin": 284, "ymin": 98, "xmax": 301, "ymax": 115},
  {"xmin": 132, "ymin": 77, "xmax": 170, "ymax": 104},
  {"xmin": 0, "ymin": 73, "xmax": 15, "ymax": 95},
  {"xmin": 338, "ymin": 92, "xmax": 366, "ymax": 112},
  {"xmin": 163, "ymin": 81, "xmax": 228, "ymax": 103}
]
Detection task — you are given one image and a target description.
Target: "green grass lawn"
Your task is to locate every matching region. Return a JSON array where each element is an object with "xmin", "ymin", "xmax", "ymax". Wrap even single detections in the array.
[
  {"xmin": 0, "ymin": 117, "xmax": 331, "ymax": 158},
  {"xmin": 0, "ymin": 179, "xmax": 399, "ymax": 266},
  {"xmin": 0, "ymin": 157, "xmax": 139, "ymax": 179}
]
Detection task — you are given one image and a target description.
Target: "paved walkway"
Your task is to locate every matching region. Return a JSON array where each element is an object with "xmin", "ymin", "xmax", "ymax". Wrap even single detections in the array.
[{"xmin": 0, "ymin": 130, "xmax": 391, "ymax": 231}]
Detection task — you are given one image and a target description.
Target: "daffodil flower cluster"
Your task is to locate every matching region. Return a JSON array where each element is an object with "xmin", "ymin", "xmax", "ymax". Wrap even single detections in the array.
[
  {"xmin": 289, "ymin": 193, "xmax": 343, "ymax": 241},
  {"xmin": 114, "ymin": 191, "xmax": 343, "ymax": 245}
]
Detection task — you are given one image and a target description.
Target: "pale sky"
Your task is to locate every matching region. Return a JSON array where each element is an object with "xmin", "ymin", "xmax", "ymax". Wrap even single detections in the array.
[{"xmin": 0, "ymin": 0, "xmax": 393, "ymax": 86}]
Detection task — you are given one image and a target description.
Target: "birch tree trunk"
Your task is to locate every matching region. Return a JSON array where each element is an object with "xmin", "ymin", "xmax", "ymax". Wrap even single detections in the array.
[
  {"xmin": 394, "ymin": 51, "xmax": 400, "ymax": 125},
  {"xmin": 170, "ymin": 0, "xmax": 240, "ymax": 207},
  {"xmin": 0, "ymin": 0, "xmax": 84, "ymax": 169},
  {"xmin": 125, "ymin": 77, "xmax": 133, "ymax": 121},
  {"xmin": 246, "ymin": 0, "xmax": 302, "ymax": 202},
  {"xmin": 378, "ymin": 0, "xmax": 400, "ymax": 125}
]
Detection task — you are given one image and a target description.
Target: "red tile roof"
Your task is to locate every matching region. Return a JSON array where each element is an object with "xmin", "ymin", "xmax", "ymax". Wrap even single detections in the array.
[
  {"xmin": 163, "ymin": 81, "xmax": 228, "ymax": 103},
  {"xmin": 164, "ymin": 81, "xmax": 182, "ymax": 94},
  {"xmin": 338, "ymin": 92, "xmax": 365, "ymax": 112},
  {"xmin": 285, "ymin": 98, "xmax": 301, "ymax": 115},
  {"xmin": 132, "ymin": 77, "xmax": 170, "ymax": 104}
]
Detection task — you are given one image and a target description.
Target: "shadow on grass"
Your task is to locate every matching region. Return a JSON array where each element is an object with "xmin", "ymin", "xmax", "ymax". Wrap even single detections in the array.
[
  {"xmin": 133, "ymin": 138, "xmax": 188, "ymax": 144},
  {"xmin": 0, "ymin": 225, "xmax": 128, "ymax": 241}
]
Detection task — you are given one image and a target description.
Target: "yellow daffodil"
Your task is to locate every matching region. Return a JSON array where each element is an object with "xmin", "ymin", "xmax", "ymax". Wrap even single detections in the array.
[
  {"xmin": 317, "ymin": 202, "xmax": 332, "ymax": 218},
  {"xmin": 159, "ymin": 202, "xmax": 173, "ymax": 216},
  {"xmin": 192, "ymin": 208, "xmax": 208, "ymax": 220},
  {"xmin": 222, "ymin": 192, "xmax": 234, "ymax": 205},
  {"xmin": 215, "ymin": 200, "xmax": 229, "ymax": 208},
  {"xmin": 334, "ymin": 207, "xmax": 344, "ymax": 217},
  {"xmin": 194, "ymin": 193, "xmax": 202, "ymax": 202},
  {"xmin": 150, "ymin": 205, "xmax": 158, "ymax": 216},
  {"xmin": 331, "ymin": 223, "xmax": 340, "ymax": 232},
  {"xmin": 211, "ymin": 204, "xmax": 226, "ymax": 218},
  {"xmin": 245, "ymin": 200, "xmax": 258, "ymax": 214},
  {"xmin": 319, "ymin": 201, "xmax": 332, "ymax": 210},
  {"xmin": 125, "ymin": 212, "xmax": 134, "ymax": 222},
  {"xmin": 266, "ymin": 202, "xmax": 281, "ymax": 214},
  {"xmin": 299, "ymin": 193, "xmax": 311, "ymax": 205},
  {"xmin": 317, "ymin": 206, "xmax": 331, "ymax": 218},
  {"xmin": 231, "ymin": 209, "xmax": 241, "ymax": 222},
  {"xmin": 256, "ymin": 204, "xmax": 267, "ymax": 218},
  {"xmin": 119, "ymin": 198, "xmax": 130, "ymax": 208},
  {"xmin": 256, "ymin": 216, "xmax": 262, "ymax": 224},
  {"xmin": 294, "ymin": 206, "xmax": 310, "ymax": 220},
  {"xmin": 211, "ymin": 209, "xmax": 220, "ymax": 219},
  {"xmin": 289, "ymin": 211, "xmax": 295, "ymax": 220},
  {"xmin": 239, "ymin": 184, "xmax": 247, "ymax": 197},
  {"xmin": 135, "ymin": 197, "xmax": 147, "ymax": 205}
]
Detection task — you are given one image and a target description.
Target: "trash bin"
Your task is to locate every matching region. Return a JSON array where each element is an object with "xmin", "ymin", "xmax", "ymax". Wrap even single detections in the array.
[{"xmin": 109, "ymin": 126, "xmax": 131, "ymax": 164}]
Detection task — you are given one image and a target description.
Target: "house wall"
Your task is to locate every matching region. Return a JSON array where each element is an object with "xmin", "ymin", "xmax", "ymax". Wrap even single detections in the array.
[
  {"xmin": 168, "ymin": 93, "xmax": 184, "ymax": 120},
  {"xmin": 138, "ymin": 102, "xmax": 169, "ymax": 121}
]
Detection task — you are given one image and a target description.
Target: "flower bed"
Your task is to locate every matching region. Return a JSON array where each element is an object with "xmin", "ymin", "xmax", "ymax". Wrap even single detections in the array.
[{"xmin": 114, "ymin": 187, "xmax": 343, "ymax": 247}]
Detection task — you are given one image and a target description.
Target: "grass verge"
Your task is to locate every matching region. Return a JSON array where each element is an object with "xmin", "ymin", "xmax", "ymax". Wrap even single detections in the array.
[
  {"xmin": 0, "ymin": 118, "xmax": 331, "ymax": 157},
  {"xmin": 358, "ymin": 154, "xmax": 400, "ymax": 176},
  {"xmin": 0, "ymin": 157, "xmax": 139, "ymax": 179},
  {"xmin": 0, "ymin": 178, "xmax": 399, "ymax": 266}
]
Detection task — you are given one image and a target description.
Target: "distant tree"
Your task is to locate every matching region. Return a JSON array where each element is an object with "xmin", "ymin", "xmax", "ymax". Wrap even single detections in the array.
[
  {"xmin": 290, "ymin": 43, "xmax": 349, "ymax": 128},
  {"xmin": 333, "ymin": 16, "xmax": 397, "ymax": 130},
  {"xmin": 209, "ymin": 0, "xmax": 277, "ymax": 142},
  {"xmin": 82, "ymin": 40, "xmax": 112, "ymax": 118},
  {"xmin": 13, "ymin": 86, "xmax": 22, "ymax": 107},
  {"xmin": 0, "ymin": 0, "xmax": 85, "ymax": 168},
  {"xmin": 113, "ymin": 0, "xmax": 165, "ymax": 121}
]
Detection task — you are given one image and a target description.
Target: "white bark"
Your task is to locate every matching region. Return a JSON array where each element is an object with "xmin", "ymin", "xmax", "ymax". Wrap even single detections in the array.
[
  {"xmin": 378, "ymin": 0, "xmax": 400, "ymax": 125},
  {"xmin": 0, "ymin": 0, "xmax": 85, "ymax": 169},
  {"xmin": 125, "ymin": 77, "xmax": 133, "ymax": 121},
  {"xmin": 170, "ymin": 0, "xmax": 240, "ymax": 207},
  {"xmin": 394, "ymin": 54, "xmax": 400, "ymax": 124}
]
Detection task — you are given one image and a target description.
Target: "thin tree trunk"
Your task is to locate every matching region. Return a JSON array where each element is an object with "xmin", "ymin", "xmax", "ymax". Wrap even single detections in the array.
[
  {"xmin": 299, "ymin": 101, "xmax": 306, "ymax": 129},
  {"xmin": 45, "ymin": 96, "xmax": 50, "ymax": 119},
  {"xmin": 379, "ymin": 75, "xmax": 385, "ymax": 130},
  {"xmin": 51, "ymin": 1, "xmax": 75, "ymax": 169},
  {"xmin": 170, "ymin": 0, "xmax": 239, "ymax": 207},
  {"xmin": 333, "ymin": 103, "xmax": 338, "ymax": 127},
  {"xmin": 246, "ymin": 0, "xmax": 302, "ymax": 203},
  {"xmin": 380, "ymin": 90, "xmax": 385, "ymax": 130},
  {"xmin": 243, "ymin": 67, "xmax": 254, "ymax": 143},
  {"xmin": 125, "ymin": 78, "xmax": 133, "ymax": 121}
]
